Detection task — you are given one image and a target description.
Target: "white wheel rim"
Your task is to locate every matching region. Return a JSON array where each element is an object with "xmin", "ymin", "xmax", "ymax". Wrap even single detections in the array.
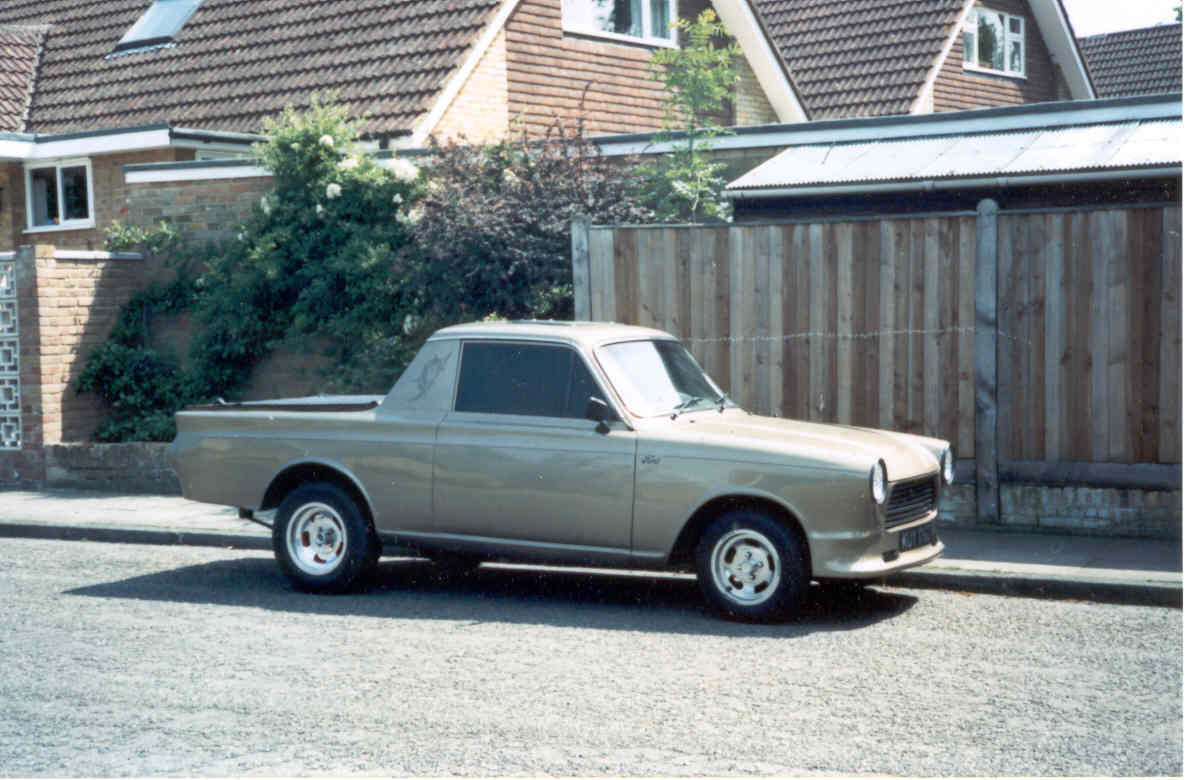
[
  {"xmin": 710, "ymin": 529, "xmax": 781, "ymax": 605},
  {"xmin": 286, "ymin": 502, "xmax": 347, "ymax": 576}
]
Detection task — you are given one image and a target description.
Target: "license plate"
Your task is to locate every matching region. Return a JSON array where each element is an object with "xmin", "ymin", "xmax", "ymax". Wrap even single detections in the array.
[{"xmin": 899, "ymin": 522, "xmax": 937, "ymax": 552}]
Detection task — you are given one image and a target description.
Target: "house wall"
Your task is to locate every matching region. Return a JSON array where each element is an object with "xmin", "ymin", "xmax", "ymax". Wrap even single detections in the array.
[
  {"xmin": 434, "ymin": 28, "xmax": 511, "ymax": 144},
  {"xmin": 932, "ymin": 0, "xmax": 1064, "ymax": 112},
  {"xmin": 3, "ymin": 149, "xmax": 196, "ymax": 254},
  {"xmin": 503, "ymin": 0, "xmax": 718, "ymax": 137},
  {"xmin": 124, "ymin": 173, "xmax": 272, "ymax": 246},
  {"xmin": 734, "ymin": 56, "xmax": 779, "ymax": 127}
]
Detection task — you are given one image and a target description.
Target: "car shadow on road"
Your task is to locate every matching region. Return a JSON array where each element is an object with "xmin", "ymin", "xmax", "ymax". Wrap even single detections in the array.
[{"xmin": 65, "ymin": 555, "xmax": 919, "ymax": 637}]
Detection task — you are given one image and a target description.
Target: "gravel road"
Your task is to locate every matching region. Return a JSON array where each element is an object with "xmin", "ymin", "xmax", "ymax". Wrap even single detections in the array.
[{"xmin": 0, "ymin": 538, "xmax": 1181, "ymax": 776}]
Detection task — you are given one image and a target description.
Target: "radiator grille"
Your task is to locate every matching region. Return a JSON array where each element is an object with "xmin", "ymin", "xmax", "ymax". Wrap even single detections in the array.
[{"xmin": 885, "ymin": 477, "xmax": 937, "ymax": 529}]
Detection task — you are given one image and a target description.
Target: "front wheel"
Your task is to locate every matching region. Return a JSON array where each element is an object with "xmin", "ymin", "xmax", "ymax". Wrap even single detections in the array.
[
  {"xmin": 273, "ymin": 483, "xmax": 377, "ymax": 593},
  {"xmin": 695, "ymin": 509, "xmax": 809, "ymax": 621}
]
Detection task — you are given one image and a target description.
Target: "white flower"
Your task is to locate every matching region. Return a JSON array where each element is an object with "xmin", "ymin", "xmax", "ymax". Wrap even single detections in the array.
[
  {"xmin": 394, "ymin": 211, "xmax": 404, "ymax": 224},
  {"xmin": 337, "ymin": 157, "xmax": 359, "ymax": 171},
  {"xmin": 291, "ymin": 142, "xmax": 301, "ymax": 151},
  {"xmin": 502, "ymin": 168, "xmax": 519, "ymax": 187},
  {"xmin": 407, "ymin": 205, "xmax": 425, "ymax": 224},
  {"xmin": 259, "ymin": 195, "xmax": 271, "ymax": 216},
  {"xmin": 387, "ymin": 158, "xmax": 419, "ymax": 181},
  {"xmin": 392, "ymin": 191, "xmax": 404, "ymax": 205},
  {"xmin": 325, "ymin": 182, "xmax": 342, "ymax": 199},
  {"xmin": 315, "ymin": 204, "xmax": 325, "ymax": 216},
  {"xmin": 319, "ymin": 134, "xmax": 335, "ymax": 148},
  {"xmin": 402, "ymin": 313, "xmax": 420, "ymax": 335}
]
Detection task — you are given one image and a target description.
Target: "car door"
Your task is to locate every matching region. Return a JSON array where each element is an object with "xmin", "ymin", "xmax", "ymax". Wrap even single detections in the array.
[{"xmin": 432, "ymin": 340, "xmax": 637, "ymax": 555}]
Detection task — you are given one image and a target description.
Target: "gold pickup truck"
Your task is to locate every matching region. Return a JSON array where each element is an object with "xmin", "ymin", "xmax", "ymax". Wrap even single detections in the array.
[{"xmin": 169, "ymin": 320, "xmax": 950, "ymax": 621}]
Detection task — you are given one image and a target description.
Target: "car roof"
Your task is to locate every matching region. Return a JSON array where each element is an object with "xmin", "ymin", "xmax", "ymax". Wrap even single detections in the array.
[{"xmin": 431, "ymin": 320, "xmax": 677, "ymax": 347}]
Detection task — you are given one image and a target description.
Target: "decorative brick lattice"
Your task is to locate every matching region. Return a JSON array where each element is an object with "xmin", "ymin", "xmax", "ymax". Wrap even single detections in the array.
[{"xmin": 0, "ymin": 260, "xmax": 18, "ymax": 450}]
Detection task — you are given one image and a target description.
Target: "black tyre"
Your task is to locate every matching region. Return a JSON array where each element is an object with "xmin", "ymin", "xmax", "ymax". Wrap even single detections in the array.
[
  {"xmin": 695, "ymin": 509, "xmax": 810, "ymax": 621},
  {"xmin": 272, "ymin": 482, "xmax": 377, "ymax": 593}
]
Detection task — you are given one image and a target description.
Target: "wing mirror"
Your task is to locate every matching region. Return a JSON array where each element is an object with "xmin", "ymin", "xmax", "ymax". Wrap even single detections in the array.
[{"xmin": 584, "ymin": 396, "xmax": 612, "ymax": 433}]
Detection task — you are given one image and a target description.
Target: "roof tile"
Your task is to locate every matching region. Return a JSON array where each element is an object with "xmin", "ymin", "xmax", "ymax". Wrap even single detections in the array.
[
  {"xmin": 0, "ymin": 0, "xmax": 502, "ymax": 135},
  {"xmin": 1079, "ymin": 24, "xmax": 1182, "ymax": 98},
  {"xmin": 753, "ymin": 0, "xmax": 966, "ymax": 118},
  {"xmin": 0, "ymin": 23, "xmax": 47, "ymax": 132}
]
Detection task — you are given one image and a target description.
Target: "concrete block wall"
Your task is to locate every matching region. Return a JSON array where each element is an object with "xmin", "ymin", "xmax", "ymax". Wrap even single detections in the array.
[{"xmin": 125, "ymin": 175, "xmax": 272, "ymax": 246}]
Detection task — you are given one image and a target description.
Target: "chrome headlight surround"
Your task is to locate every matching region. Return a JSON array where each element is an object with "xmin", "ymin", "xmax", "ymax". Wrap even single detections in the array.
[
  {"xmin": 940, "ymin": 446, "xmax": 955, "ymax": 486},
  {"xmin": 870, "ymin": 459, "xmax": 889, "ymax": 504}
]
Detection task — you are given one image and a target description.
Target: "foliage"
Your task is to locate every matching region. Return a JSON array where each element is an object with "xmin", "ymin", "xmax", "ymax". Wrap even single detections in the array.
[
  {"xmin": 77, "ymin": 98, "xmax": 651, "ymax": 439},
  {"xmin": 75, "ymin": 227, "xmax": 200, "ymax": 441},
  {"xmin": 637, "ymin": 9, "xmax": 740, "ymax": 222},
  {"xmin": 405, "ymin": 119, "xmax": 653, "ymax": 323},
  {"xmin": 190, "ymin": 95, "xmax": 424, "ymax": 393}
]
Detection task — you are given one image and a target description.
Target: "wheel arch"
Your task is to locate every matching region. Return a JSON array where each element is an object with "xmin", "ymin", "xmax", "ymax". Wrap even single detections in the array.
[
  {"xmin": 262, "ymin": 460, "xmax": 377, "ymax": 530},
  {"xmin": 668, "ymin": 493, "xmax": 811, "ymax": 570}
]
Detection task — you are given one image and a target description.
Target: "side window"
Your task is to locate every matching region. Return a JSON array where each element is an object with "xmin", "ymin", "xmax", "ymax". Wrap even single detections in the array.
[{"xmin": 457, "ymin": 342, "xmax": 604, "ymax": 419}]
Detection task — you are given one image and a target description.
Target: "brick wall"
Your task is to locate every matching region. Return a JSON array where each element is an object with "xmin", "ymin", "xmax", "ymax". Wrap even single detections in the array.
[
  {"xmin": 932, "ymin": 0, "xmax": 1061, "ymax": 113},
  {"xmin": 2, "ymin": 149, "xmax": 195, "ymax": 253},
  {"xmin": 734, "ymin": 56, "xmax": 779, "ymax": 127},
  {"xmin": 434, "ymin": 28, "xmax": 511, "ymax": 144},
  {"xmin": 125, "ymin": 174, "xmax": 272, "ymax": 245}
]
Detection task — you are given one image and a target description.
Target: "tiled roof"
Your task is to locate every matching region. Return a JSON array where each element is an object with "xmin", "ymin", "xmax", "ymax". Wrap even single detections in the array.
[
  {"xmin": 1079, "ymin": 24, "xmax": 1182, "ymax": 98},
  {"xmin": 753, "ymin": 0, "xmax": 966, "ymax": 119},
  {"xmin": 0, "ymin": 24, "xmax": 47, "ymax": 133},
  {"xmin": 0, "ymin": 0, "xmax": 502, "ymax": 136}
]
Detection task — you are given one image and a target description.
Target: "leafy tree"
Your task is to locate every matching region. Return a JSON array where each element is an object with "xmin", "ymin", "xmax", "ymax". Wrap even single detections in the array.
[
  {"xmin": 638, "ymin": 9, "xmax": 741, "ymax": 222},
  {"xmin": 406, "ymin": 119, "xmax": 653, "ymax": 323}
]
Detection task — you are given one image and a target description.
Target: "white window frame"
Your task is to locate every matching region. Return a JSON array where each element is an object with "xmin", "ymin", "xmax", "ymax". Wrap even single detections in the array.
[
  {"xmin": 23, "ymin": 158, "xmax": 96, "ymax": 233},
  {"xmin": 962, "ymin": 7, "xmax": 1026, "ymax": 78},
  {"xmin": 562, "ymin": 0, "xmax": 678, "ymax": 47}
]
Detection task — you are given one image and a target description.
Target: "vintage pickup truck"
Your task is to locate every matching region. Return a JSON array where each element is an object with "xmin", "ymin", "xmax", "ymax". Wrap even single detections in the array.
[{"xmin": 169, "ymin": 320, "xmax": 950, "ymax": 620}]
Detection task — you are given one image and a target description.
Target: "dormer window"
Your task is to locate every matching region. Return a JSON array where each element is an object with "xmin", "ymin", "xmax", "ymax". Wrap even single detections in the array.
[
  {"xmin": 562, "ymin": 0, "xmax": 677, "ymax": 46},
  {"xmin": 963, "ymin": 8, "xmax": 1025, "ymax": 77},
  {"xmin": 114, "ymin": 0, "xmax": 203, "ymax": 53}
]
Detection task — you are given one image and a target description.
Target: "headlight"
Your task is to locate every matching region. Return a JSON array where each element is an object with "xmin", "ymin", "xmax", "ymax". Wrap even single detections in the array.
[
  {"xmin": 870, "ymin": 459, "xmax": 888, "ymax": 504},
  {"xmin": 940, "ymin": 446, "xmax": 954, "ymax": 485}
]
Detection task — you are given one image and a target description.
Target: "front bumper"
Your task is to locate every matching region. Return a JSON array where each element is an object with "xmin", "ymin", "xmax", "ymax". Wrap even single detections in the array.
[{"xmin": 810, "ymin": 515, "xmax": 944, "ymax": 579}]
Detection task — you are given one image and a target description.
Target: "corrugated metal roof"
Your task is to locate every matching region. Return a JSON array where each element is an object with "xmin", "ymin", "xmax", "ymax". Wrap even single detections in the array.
[{"xmin": 727, "ymin": 118, "xmax": 1182, "ymax": 193}]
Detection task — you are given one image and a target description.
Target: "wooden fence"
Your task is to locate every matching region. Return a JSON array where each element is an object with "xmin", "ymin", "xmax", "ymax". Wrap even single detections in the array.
[{"xmin": 571, "ymin": 202, "xmax": 1181, "ymax": 521}]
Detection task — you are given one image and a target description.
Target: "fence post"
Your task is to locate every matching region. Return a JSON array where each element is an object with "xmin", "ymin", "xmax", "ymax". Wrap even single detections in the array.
[
  {"xmin": 974, "ymin": 199, "xmax": 1000, "ymax": 525},
  {"xmin": 571, "ymin": 214, "xmax": 592, "ymax": 321}
]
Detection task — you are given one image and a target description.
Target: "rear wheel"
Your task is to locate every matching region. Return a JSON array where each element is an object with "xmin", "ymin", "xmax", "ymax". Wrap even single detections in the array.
[
  {"xmin": 695, "ymin": 509, "xmax": 809, "ymax": 621},
  {"xmin": 273, "ymin": 482, "xmax": 377, "ymax": 593}
]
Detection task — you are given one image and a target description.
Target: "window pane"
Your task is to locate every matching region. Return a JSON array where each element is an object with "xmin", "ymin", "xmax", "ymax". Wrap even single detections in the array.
[
  {"xmin": 650, "ymin": 0, "xmax": 670, "ymax": 39},
  {"xmin": 1008, "ymin": 16, "xmax": 1022, "ymax": 35},
  {"xmin": 565, "ymin": 0, "xmax": 642, "ymax": 37},
  {"xmin": 963, "ymin": 27, "xmax": 976, "ymax": 63},
  {"xmin": 562, "ymin": 353, "xmax": 608, "ymax": 419},
  {"xmin": 61, "ymin": 166, "xmax": 89, "ymax": 221},
  {"xmin": 456, "ymin": 342, "xmax": 574, "ymax": 417},
  {"xmin": 119, "ymin": 0, "xmax": 204, "ymax": 48},
  {"xmin": 29, "ymin": 168, "xmax": 57, "ymax": 227},
  {"xmin": 597, "ymin": 340, "xmax": 724, "ymax": 417},
  {"xmin": 977, "ymin": 10, "xmax": 1004, "ymax": 70},
  {"xmin": 1009, "ymin": 39, "xmax": 1023, "ymax": 73}
]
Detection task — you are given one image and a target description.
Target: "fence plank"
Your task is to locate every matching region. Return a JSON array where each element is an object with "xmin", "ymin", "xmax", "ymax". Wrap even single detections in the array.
[
  {"xmin": 714, "ymin": 229, "xmax": 732, "ymax": 393},
  {"xmin": 1104, "ymin": 211, "xmax": 1130, "ymax": 461},
  {"xmin": 939, "ymin": 218, "xmax": 960, "ymax": 449},
  {"xmin": 923, "ymin": 218, "xmax": 942, "ymax": 441},
  {"xmin": 834, "ymin": 223, "xmax": 853, "ymax": 423},
  {"xmin": 613, "ymin": 228, "xmax": 637, "ymax": 325},
  {"xmin": 1158, "ymin": 207, "xmax": 1182, "ymax": 462},
  {"xmin": 1043, "ymin": 214, "xmax": 1065, "ymax": 461},
  {"xmin": 768, "ymin": 226, "xmax": 785, "ymax": 416},
  {"xmin": 1089, "ymin": 212, "xmax": 1111, "ymax": 460},
  {"xmin": 878, "ymin": 221, "xmax": 897, "ymax": 429},
  {"xmin": 974, "ymin": 199, "xmax": 1000, "ymax": 525},
  {"xmin": 1129, "ymin": 209, "xmax": 1162, "ymax": 462},
  {"xmin": 907, "ymin": 219, "xmax": 925, "ymax": 433},
  {"xmin": 590, "ymin": 229, "xmax": 615, "ymax": 321},
  {"xmin": 1027, "ymin": 214, "xmax": 1047, "ymax": 460},
  {"xmin": 957, "ymin": 216, "xmax": 976, "ymax": 459},
  {"xmin": 1067, "ymin": 212, "xmax": 1094, "ymax": 460}
]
